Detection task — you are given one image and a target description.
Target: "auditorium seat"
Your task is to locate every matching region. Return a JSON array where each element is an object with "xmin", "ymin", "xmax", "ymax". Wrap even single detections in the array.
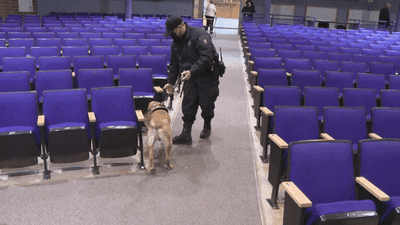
[
  {"xmin": 267, "ymin": 106, "xmax": 319, "ymax": 209},
  {"xmin": 282, "ymin": 140, "xmax": 379, "ymax": 225}
]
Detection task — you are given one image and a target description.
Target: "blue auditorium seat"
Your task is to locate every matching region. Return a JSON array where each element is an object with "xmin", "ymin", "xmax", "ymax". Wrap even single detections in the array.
[
  {"xmin": 282, "ymin": 140, "xmax": 378, "ymax": 225},
  {"xmin": 267, "ymin": 106, "xmax": 319, "ymax": 209}
]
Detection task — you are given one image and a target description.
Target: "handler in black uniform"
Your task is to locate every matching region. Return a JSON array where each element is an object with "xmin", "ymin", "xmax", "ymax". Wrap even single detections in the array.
[{"xmin": 164, "ymin": 16, "xmax": 219, "ymax": 145}]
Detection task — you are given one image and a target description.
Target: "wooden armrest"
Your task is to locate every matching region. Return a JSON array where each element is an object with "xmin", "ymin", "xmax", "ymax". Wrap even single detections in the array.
[
  {"xmin": 260, "ymin": 107, "xmax": 273, "ymax": 116},
  {"xmin": 321, "ymin": 133, "xmax": 334, "ymax": 140},
  {"xmin": 246, "ymin": 52, "xmax": 251, "ymax": 57},
  {"xmin": 356, "ymin": 177, "xmax": 390, "ymax": 201},
  {"xmin": 369, "ymin": 133, "xmax": 383, "ymax": 140},
  {"xmin": 286, "ymin": 72, "xmax": 292, "ymax": 77},
  {"xmin": 248, "ymin": 60, "xmax": 254, "ymax": 65},
  {"xmin": 282, "ymin": 181, "xmax": 312, "ymax": 208},
  {"xmin": 250, "ymin": 71, "xmax": 257, "ymax": 77},
  {"xmin": 37, "ymin": 115, "xmax": 45, "ymax": 127},
  {"xmin": 88, "ymin": 112, "xmax": 96, "ymax": 123},
  {"xmin": 136, "ymin": 110, "xmax": 144, "ymax": 122},
  {"xmin": 244, "ymin": 41, "xmax": 247, "ymax": 45},
  {"xmin": 268, "ymin": 133, "xmax": 288, "ymax": 149},
  {"xmin": 253, "ymin": 85, "xmax": 264, "ymax": 93},
  {"xmin": 154, "ymin": 86, "xmax": 164, "ymax": 93},
  {"xmin": 71, "ymin": 72, "xmax": 75, "ymax": 77}
]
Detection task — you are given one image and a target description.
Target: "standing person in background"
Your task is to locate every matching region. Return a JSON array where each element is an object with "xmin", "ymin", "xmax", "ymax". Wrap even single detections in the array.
[
  {"xmin": 241, "ymin": 0, "xmax": 255, "ymax": 20},
  {"xmin": 379, "ymin": 3, "xmax": 392, "ymax": 30},
  {"xmin": 204, "ymin": 0, "xmax": 217, "ymax": 34}
]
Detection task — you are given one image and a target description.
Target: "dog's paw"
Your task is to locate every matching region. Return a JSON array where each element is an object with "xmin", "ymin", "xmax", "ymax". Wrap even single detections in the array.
[
  {"xmin": 146, "ymin": 167, "xmax": 155, "ymax": 173},
  {"xmin": 166, "ymin": 163, "xmax": 174, "ymax": 170}
]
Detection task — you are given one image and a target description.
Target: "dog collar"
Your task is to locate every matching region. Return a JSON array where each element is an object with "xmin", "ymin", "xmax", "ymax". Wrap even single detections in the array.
[{"xmin": 150, "ymin": 105, "xmax": 169, "ymax": 113}]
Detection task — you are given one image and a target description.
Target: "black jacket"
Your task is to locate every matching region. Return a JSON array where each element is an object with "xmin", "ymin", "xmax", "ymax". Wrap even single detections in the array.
[
  {"xmin": 242, "ymin": 0, "xmax": 255, "ymax": 13},
  {"xmin": 167, "ymin": 23, "xmax": 216, "ymax": 85},
  {"xmin": 379, "ymin": 8, "xmax": 390, "ymax": 25}
]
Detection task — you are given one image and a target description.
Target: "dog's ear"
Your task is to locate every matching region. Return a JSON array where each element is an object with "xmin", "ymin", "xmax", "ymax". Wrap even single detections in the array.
[{"xmin": 147, "ymin": 101, "xmax": 155, "ymax": 110}]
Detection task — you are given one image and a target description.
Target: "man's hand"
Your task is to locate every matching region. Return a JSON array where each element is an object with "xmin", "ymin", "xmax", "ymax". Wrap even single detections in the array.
[
  {"xmin": 181, "ymin": 70, "xmax": 191, "ymax": 81},
  {"xmin": 163, "ymin": 83, "xmax": 173, "ymax": 95}
]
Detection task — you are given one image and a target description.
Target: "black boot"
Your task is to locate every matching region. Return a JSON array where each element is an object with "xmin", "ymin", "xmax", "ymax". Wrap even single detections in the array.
[
  {"xmin": 200, "ymin": 120, "xmax": 211, "ymax": 139},
  {"xmin": 173, "ymin": 124, "xmax": 192, "ymax": 145}
]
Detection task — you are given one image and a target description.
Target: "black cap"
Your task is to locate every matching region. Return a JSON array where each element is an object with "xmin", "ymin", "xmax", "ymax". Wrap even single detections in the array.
[{"xmin": 164, "ymin": 16, "xmax": 183, "ymax": 37}]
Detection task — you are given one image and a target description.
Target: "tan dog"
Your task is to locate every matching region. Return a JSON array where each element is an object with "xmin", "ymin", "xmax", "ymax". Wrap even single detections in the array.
[{"xmin": 144, "ymin": 101, "xmax": 173, "ymax": 172}]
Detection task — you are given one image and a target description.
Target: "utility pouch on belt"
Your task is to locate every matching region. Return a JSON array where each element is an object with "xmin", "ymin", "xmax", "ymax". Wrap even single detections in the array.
[{"xmin": 210, "ymin": 47, "xmax": 226, "ymax": 78}]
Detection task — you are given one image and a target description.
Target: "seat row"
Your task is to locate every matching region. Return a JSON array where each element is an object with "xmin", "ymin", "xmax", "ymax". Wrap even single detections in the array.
[
  {"xmin": 0, "ymin": 87, "xmax": 146, "ymax": 179},
  {"xmin": 0, "ymin": 54, "xmax": 169, "ymax": 88},
  {"xmin": 0, "ymin": 67, "xmax": 165, "ymax": 111},
  {"xmin": 0, "ymin": 29, "xmax": 171, "ymax": 39},
  {"xmin": 264, "ymin": 105, "xmax": 400, "ymax": 212},
  {"xmin": 0, "ymin": 38, "xmax": 172, "ymax": 56}
]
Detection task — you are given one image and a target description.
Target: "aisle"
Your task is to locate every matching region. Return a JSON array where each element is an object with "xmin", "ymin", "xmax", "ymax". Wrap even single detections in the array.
[{"xmin": 0, "ymin": 34, "xmax": 263, "ymax": 225}]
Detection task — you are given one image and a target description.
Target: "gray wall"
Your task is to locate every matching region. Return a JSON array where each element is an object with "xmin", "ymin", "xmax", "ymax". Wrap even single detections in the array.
[
  {"xmin": 251, "ymin": 0, "xmax": 399, "ymax": 23},
  {"xmin": 37, "ymin": 0, "xmax": 193, "ymax": 16}
]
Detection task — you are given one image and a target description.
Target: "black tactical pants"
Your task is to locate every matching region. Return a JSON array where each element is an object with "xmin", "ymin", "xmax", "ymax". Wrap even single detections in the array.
[{"xmin": 181, "ymin": 75, "xmax": 219, "ymax": 126}]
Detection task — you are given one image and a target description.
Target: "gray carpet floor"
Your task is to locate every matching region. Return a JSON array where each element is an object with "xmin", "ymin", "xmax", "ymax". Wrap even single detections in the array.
[{"xmin": 0, "ymin": 33, "xmax": 262, "ymax": 225}]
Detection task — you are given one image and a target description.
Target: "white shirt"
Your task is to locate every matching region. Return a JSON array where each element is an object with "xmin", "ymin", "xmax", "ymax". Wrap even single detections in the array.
[{"xmin": 205, "ymin": 3, "xmax": 217, "ymax": 17}]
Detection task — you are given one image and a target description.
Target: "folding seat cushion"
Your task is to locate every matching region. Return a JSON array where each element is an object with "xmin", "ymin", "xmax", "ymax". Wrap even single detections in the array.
[
  {"xmin": 282, "ymin": 141, "xmax": 378, "ymax": 225},
  {"xmin": 42, "ymin": 89, "xmax": 92, "ymax": 164},
  {"xmin": 0, "ymin": 91, "xmax": 40, "ymax": 168},
  {"xmin": 91, "ymin": 86, "xmax": 141, "ymax": 159}
]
